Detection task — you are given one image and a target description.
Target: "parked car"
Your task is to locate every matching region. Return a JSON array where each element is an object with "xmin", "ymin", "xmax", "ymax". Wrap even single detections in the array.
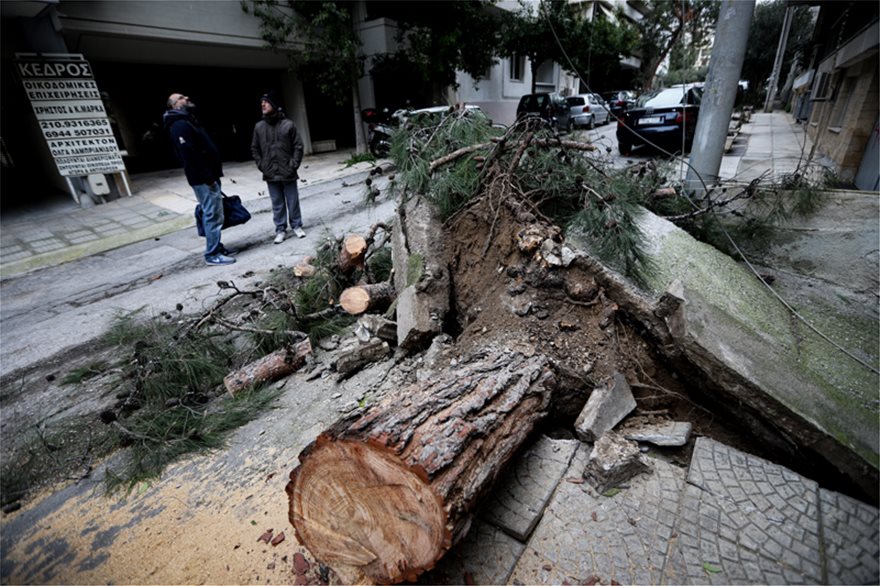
[
  {"xmin": 516, "ymin": 92, "xmax": 573, "ymax": 132},
  {"xmin": 602, "ymin": 90, "xmax": 637, "ymax": 120},
  {"xmin": 566, "ymin": 93, "xmax": 611, "ymax": 129},
  {"xmin": 616, "ymin": 85, "xmax": 703, "ymax": 155}
]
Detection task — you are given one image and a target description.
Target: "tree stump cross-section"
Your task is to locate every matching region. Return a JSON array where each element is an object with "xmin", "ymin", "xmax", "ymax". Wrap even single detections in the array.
[{"xmin": 286, "ymin": 349, "xmax": 559, "ymax": 584}]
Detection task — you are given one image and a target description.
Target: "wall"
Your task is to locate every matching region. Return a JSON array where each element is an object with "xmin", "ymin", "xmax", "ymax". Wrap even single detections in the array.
[{"xmin": 808, "ymin": 53, "xmax": 880, "ymax": 183}]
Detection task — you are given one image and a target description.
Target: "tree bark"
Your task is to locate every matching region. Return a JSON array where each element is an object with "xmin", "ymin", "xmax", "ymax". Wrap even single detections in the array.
[
  {"xmin": 223, "ymin": 339, "xmax": 312, "ymax": 395},
  {"xmin": 286, "ymin": 349, "xmax": 559, "ymax": 584},
  {"xmin": 339, "ymin": 282, "xmax": 395, "ymax": 315}
]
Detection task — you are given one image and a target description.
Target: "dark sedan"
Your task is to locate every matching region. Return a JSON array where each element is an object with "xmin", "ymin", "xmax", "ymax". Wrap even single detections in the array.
[{"xmin": 616, "ymin": 85, "xmax": 702, "ymax": 155}]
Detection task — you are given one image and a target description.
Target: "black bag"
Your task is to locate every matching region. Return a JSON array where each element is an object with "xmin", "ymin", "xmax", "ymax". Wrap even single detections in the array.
[{"xmin": 195, "ymin": 193, "xmax": 251, "ymax": 236}]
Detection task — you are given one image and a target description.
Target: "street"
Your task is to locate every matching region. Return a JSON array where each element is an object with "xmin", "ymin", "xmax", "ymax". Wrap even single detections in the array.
[{"xmin": 0, "ymin": 172, "xmax": 396, "ymax": 377}]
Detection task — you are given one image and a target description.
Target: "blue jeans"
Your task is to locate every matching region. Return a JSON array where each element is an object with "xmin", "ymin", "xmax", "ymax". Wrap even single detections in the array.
[
  {"xmin": 192, "ymin": 181, "xmax": 224, "ymax": 258},
  {"xmin": 267, "ymin": 180, "xmax": 302, "ymax": 233}
]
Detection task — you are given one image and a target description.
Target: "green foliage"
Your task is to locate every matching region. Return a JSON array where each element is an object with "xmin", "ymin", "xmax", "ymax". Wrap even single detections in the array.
[
  {"xmin": 635, "ymin": 0, "xmax": 719, "ymax": 90},
  {"xmin": 642, "ymin": 169, "xmax": 828, "ymax": 258},
  {"xmin": 61, "ymin": 361, "xmax": 110, "ymax": 385},
  {"xmin": 385, "ymin": 1, "xmax": 503, "ymax": 94},
  {"xmin": 97, "ymin": 312, "xmax": 249, "ymax": 492},
  {"xmin": 390, "ymin": 108, "xmax": 659, "ymax": 284},
  {"xmin": 367, "ymin": 246, "xmax": 393, "ymax": 284},
  {"xmin": 742, "ymin": 1, "xmax": 814, "ymax": 106},
  {"xmin": 500, "ymin": 0, "xmax": 579, "ymax": 93},
  {"xmin": 565, "ymin": 10, "xmax": 639, "ymax": 90},
  {"xmin": 242, "ymin": 0, "xmax": 362, "ymax": 106},
  {"xmin": 106, "ymin": 385, "xmax": 282, "ymax": 493},
  {"xmin": 1, "ymin": 419, "xmax": 118, "ymax": 506},
  {"xmin": 344, "ymin": 152, "xmax": 377, "ymax": 167}
]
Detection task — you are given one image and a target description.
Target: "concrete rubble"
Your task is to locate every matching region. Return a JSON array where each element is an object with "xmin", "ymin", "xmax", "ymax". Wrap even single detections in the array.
[
  {"xmin": 574, "ymin": 371, "xmax": 637, "ymax": 442},
  {"xmin": 582, "ymin": 431, "xmax": 652, "ymax": 494},
  {"xmin": 624, "ymin": 420, "xmax": 693, "ymax": 447}
]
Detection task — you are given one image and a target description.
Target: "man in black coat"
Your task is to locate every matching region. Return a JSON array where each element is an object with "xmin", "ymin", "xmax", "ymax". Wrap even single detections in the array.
[
  {"xmin": 163, "ymin": 93, "xmax": 235, "ymax": 265},
  {"xmin": 251, "ymin": 91, "xmax": 305, "ymax": 244}
]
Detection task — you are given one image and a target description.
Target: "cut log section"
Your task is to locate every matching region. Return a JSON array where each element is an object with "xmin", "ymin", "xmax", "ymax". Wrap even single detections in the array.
[
  {"xmin": 223, "ymin": 339, "xmax": 312, "ymax": 395},
  {"xmin": 339, "ymin": 282, "xmax": 395, "ymax": 315},
  {"xmin": 338, "ymin": 234, "xmax": 368, "ymax": 275},
  {"xmin": 286, "ymin": 349, "xmax": 559, "ymax": 584}
]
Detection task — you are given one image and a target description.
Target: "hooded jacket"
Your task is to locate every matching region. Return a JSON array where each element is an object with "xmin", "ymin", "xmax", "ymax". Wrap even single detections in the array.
[
  {"xmin": 250, "ymin": 111, "xmax": 304, "ymax": 182},
  {"xmin": 162, "ymin": 108, "xmax": 223, "ymax": 187}
]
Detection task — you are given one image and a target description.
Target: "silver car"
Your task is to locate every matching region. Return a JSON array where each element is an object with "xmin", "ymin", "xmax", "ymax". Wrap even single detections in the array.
[{"xmin": 566, "ymin": 93, "xmax": 611, "ymax": 129}]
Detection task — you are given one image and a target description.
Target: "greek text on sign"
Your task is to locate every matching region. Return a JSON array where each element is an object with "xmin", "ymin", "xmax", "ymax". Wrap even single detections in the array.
[
  {"xmin": 32, "ymin": 100, "xmax": 107, "ymax": 120},
  {"xmin": 16, "ymin": 60, "xmax": 93, "ymax": 78},
  {"xmin": 23, "ymin": 80, "xmax": 98, "ymax": 91},
  {"xmin": 16, "ymin": 52, "xmax": 126, "ymax": 176}
]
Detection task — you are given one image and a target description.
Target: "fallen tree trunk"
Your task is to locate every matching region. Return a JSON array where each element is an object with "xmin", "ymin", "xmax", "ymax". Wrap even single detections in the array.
[
  {"xmin": 286, "ymin": 348, "xmax": 558, "ymax": 584},
  {"xmin": 339, "ymin": 282, "xmax": 395, "ymax": 315},
  {"xmin": 223, "ymin": 339, "xmax": 312, "ymax": 395}
]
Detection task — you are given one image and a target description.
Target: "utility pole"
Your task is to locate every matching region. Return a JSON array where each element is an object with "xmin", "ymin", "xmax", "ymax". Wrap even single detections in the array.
[
  {"xmin": 685, "ymin": 0, "xmax": 755, "ymax": 195},
  {"xmin": 764, "ymin": 4, "xmax": 794, "ymax": 113}
]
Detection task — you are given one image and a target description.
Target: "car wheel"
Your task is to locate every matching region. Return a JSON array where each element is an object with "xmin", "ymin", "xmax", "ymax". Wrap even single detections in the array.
[
  {"xmin": 619, "ymin": 142, "xmax": 632, "ymax": 156},
  {"xmin": 566, "ymin": 119, "xmax": 573, "ymax": 133},
  {"xmin": 587, "ymin": 116, "xmax": 595, "ymax": 130}
]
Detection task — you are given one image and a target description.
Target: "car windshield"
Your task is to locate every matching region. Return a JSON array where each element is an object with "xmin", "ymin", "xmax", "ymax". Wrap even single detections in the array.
[
  {"xmin": 637, "ymin": 87, "xmax": 702, "ymax": 108},
  {"xmin": 566, "ymin": 97, "xmax": 585, "ymax": 107}
]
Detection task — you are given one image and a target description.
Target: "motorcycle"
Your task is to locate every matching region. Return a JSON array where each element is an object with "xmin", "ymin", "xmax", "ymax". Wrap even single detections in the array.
[{"xmin": 361, "ymin": 108, "xmax": 393, "ymax": 158}]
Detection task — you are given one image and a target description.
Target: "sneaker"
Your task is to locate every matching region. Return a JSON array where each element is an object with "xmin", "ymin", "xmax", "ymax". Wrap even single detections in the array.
[
  {"xmin": 205, "ymin": 254, "xmax": 236, "ymax": 266},
  {"xmin": 220, "ymin": 246, "xmax": 239, "ymax": 256},
  {"xmin": 293, "ymin": 227, "xmax": 306, "ymax": 239},
  {"xmin": 274, "ymin": 232, "xmax": 286, "ymax": 244}
]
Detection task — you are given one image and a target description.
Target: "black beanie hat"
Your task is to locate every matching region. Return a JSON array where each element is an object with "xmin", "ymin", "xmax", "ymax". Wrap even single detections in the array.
[{"xmin": 261, "ymin": 91, "xmax": 281, "ymax": 111}]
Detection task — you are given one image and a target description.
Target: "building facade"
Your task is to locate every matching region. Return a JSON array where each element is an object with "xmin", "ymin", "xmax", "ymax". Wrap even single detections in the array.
[
  {"xmin": 2, "ymin": 0, "xmax": 647, "ymax": 207},
  {"xmin": 788, "ymin": 0, "xmax": 879, "ymax": 190}
]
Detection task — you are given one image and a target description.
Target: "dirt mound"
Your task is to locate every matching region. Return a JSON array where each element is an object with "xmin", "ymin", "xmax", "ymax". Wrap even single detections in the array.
[{"xmin": 444, "ymin": 196, "xmax": 759, "ymax": 459}]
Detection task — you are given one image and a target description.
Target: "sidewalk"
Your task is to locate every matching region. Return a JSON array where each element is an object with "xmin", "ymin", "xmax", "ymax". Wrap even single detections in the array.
[
  {"xmin": 720, "ymin": 110, "xmax": 815, "ymax": 182},
  {"xmin": 0, "ymin": 151, "xmax": 374, "ymax": 280}
]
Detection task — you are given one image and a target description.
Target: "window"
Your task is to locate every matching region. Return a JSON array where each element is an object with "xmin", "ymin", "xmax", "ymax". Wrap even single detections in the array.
[
  {"xmin": 812, "ymin": 71, "xmax": 832, "ymax": 101},
  {"xmin": 535, "ymin": 61, "xmax": 555, "ymax": 86},
  {"xmin": 509, "ymin": 54, "xmax": 524, "ymax": 81},
  {"xmin": 830, "ymin": 76, "xmax": 856, "ymax": 129}
]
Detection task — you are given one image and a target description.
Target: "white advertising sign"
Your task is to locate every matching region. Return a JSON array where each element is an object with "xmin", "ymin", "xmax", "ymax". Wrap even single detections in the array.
[{"xmin": 15, "ymin": 53, "xmax": 126, "ymax": 177}]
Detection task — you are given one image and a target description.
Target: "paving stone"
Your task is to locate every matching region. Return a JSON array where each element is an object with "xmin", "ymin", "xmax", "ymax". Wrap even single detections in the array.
[
  {"xmin": 418, "ymin": 519, "xmax": 524, "ymax": 585},
  {"xmin": 624, "ymin": 421, "xmax": 692, "ymax": 446},
  {"xmin": 508, "ymin": 445, "xmax": 689, "ymax": 585},
  {"xmin": 671, "ymin": 438, "xmax": 823, "ymax": 584},
  {"xmin": 482, "ymin": 435, "xmax": 579, "ymax": 540},
  {"xmin": 819, "ymin": 487, "xmax": 880, "ymax": 584}
]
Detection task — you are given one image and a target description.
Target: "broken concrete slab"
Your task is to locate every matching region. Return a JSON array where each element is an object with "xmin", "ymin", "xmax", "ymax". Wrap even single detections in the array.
[
  {"xmin": 568, "ymin": 206, "xmax": 879, "ymax": 500},
  {"xmin": 624, "ymin": 420, "xmax": 693, "ymax": 447},
  {"xmin": 574, "ymin": 371, "xmax": 637, "ymax": 442},
  {"xmin": 391, "ymin": 196, "xmax": 450, "ymax": 351},
  {"xmin": 582, "ymin": 431, "xmax": 652, "ymax": 494},
  {"xmin": 481, "ymin": 435, "xmax": 579, "ymax": 541}
]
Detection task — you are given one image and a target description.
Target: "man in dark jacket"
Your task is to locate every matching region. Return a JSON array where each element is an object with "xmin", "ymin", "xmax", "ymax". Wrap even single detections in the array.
[
  {"xmin": 251, "ymin": 92, "xmax": 305, "ymax": 243},
  {"xmin": 163, "ymin": 93, "xmax": 235, "ymax": 265}
]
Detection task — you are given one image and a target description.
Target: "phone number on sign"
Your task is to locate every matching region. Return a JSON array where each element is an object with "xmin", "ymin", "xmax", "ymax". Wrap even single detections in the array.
[{"xmin": 44, "ymin": 128, "xmax": 113, "ymax": 139}]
